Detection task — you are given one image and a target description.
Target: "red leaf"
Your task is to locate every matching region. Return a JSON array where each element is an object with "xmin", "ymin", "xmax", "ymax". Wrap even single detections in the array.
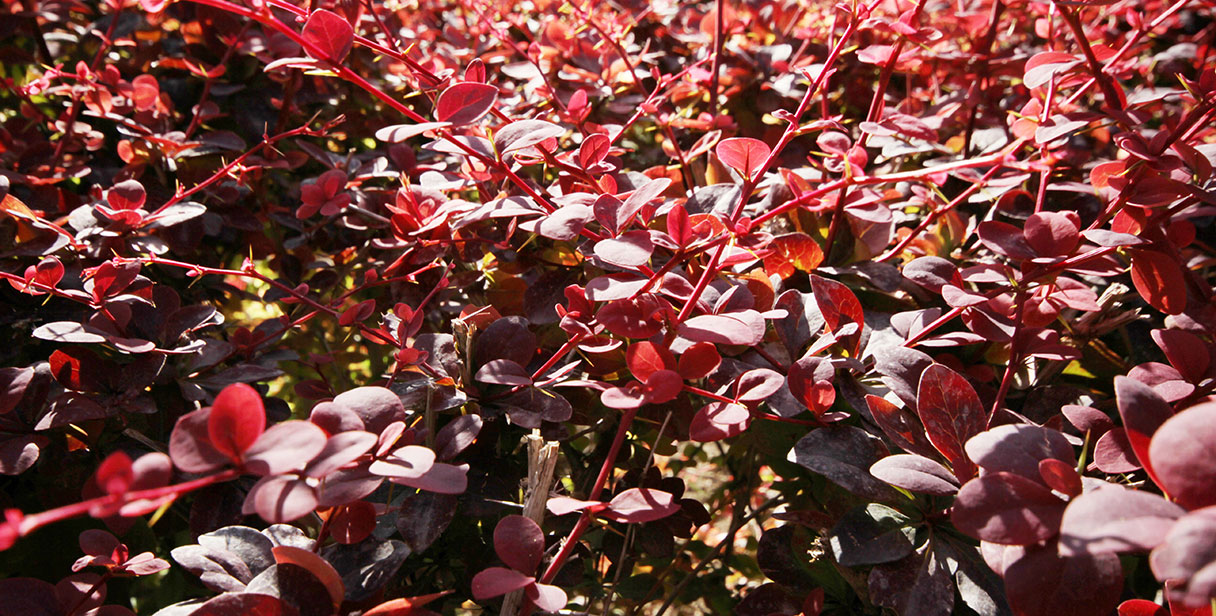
[
  {"xmin": 578, "ymin": 133, "xmax": 610, "ymax": 169},
  {"xmin": 666, "ymin": 204, "xmax": 692, "ymax": 247},
  {"xmin": 1151, "ymin": 329, "xmax": 1210, "ymax": 383},
  {"xmin": 715, "ymin": 137, "xmax": 770, "ymax": 179},
  {"xmin": 1118, "ymin": 600, "xmax": 1169, "ymax": 616},
  {"xmin": 1037, "ymin": 459, "xmax": 1082, "ymax": 497},
  {"xmin": 207, "ymin": 383, "xmax": 267, "ymax": 460},
  {"xmin": 627, "ymin": 341, "xmax": 675, "ymax": 382},
  {"xmin": 302, "ymin": 9, "xmax": 354, "ymax": 64},
  {"xmin": 764, "ymin": 233, "xmax": 824, "ymax": 280},
  {"xmin": 1003, "ymin": 544, "xmax": 1123, "ymax": 616},
  {"xmin": 95, "ymin": 451, "xmax": 133, "ymax": 495},
  {"xmin": 435, "ymin": 82, "xmax": 498, "ymax": 126},
  {"xmin": 131, "ymin": 74, "xmax": 159, "ymax": 112},
  {"xmin": 734, "ymin": 368, "xmax": 784, "ymax": 404},
  {"xmin": 329, "ymin": 501, "xmax": 376, "ymax": 544},
  {"xmin": 677, "ymin": 342, "xmax": 720, "ymax": 380},
  {"xmin": 1023, "ymin": 211, "xmax": 1080, "ymax": 257},
  {"xmin": 107, "ymin": 180, "xmax": 146, "ymax": 211},
  {"xmin": 1115, "ymin": 376, "xmax": 1173, "ymax": 487},
  {"xmin": 364, "ymin": 591, "xmax": 453, "ymax": 616},
  {"xmin": 1129, "ymin": 249, "xmax": 1187, "ymax": 315},
  {"xmin": 809, "ymin": 275, "xmax": 864, "ymax": 357},
  {"xmin": 865, "ymin": 395, "xmax": 937, "ymax": 459},
  {"xmin": 642, "ymin": 369, "xmax": 683, "ymax": 404},
  {"xmin": 916, "ymin": 364, "xmax": 985, "ymax": 480}
]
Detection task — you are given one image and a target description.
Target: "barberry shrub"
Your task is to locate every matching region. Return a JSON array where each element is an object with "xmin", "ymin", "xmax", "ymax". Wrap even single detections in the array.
[{"xmin": 1, "ymin": 0, "xmax": 1215, "ymax": 613}]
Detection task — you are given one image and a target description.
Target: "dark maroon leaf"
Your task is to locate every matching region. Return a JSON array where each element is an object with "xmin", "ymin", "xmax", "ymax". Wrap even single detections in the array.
[
  {"xmin": 494, "ymin": 515, "xmax": 545, "ymax": 573},
  {"xmin": 245, "ymin": 563, "xmax": 334, "ymax": 616},
  {"xmin": 0, "ymin": 367, "xmax": 33, "ymax": 415},
  {"xmin": 870, "ymin": 454, "xmax": 959, "ymax": 496},
  {"xmin": 434, "ymin": 414, "xmax": 482, "ymax": 461},
  {"xmin": 828, "ymin": 504, "xmax": 915, "ymax": 566},
  {"xmin": 396, "ymin": 492, "xmax": 458, "ymax": 554},
  {"xmin": 1061, "ymin": 404, "xmax": 1114, "ymax": 436},
  {"xmin": 951, "ymin": 472, "xmax": 1065, "ymax": 544},
  {"xmin": 902, "ymin": 256, "xmax": 960, "ymax": 293},
  {"xmin": 977, "ymin": 221, "xmax": 1036, "ymax": 261},
  {"xmin": 791, "ymin": 426, "xmax": 901, "ymax": 502},
  {"xmin": 191, "ymin": 593, "xmax": 298, "ymax": 616},
  {"xmin": 867, "ymin": 547, "xmax": 955, "ymax": 616},
  {"xmin": 474, "ymin": 359, "xmax": 532, "ymax": 386},
  {"xmin": 1003, "ymin": 543, "xmax": 1123, "ymax": 616},
  {"xmin": 917, "ymin": 364, "xmax": 986, "ymax": 480},
  {"xmin": 1152, "ymin": 329, "xmax": 1210, "ymax": 383},
  {"xmin": 169, "ymin": 408, "xmax": 231, "ymax": 474}
]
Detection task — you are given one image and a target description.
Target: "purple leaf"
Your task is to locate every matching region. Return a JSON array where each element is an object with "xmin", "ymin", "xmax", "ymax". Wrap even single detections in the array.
[
  {"xmin": 603, "ymin": 488, "xmax": 680, "ymax": 523},
  {"xmin": 0, "ymin": 367, "xmax": 33, "ymax": 415},
  {"xmin": 526, "ymin": 582, "xmax": 568, "ymax": 612},
  {"xmin": 869, "ymin": 454, "xmax": 959, "ymax": 496},
  {"xmin": 474, "ymin": 359, "xmax": 532, "ymax": 386},
  {"xmin": 951, "ymin": 472, "xmax": 1065, "ymax": 544},
  {"xmin": 303, "ymin": 431, "xmax": 377, "ymax": 478},
  {"xmin": 829, "ymin": 504, "xmax": 915, "ymax": 567},
  {"xmin": 374, "ymin": 122, "xmax": 452, "ymax": 143},
  {"xmin": 243, "ymin": 421, "xmax": 328, "ymax": 476},
  {"xmin": 332, "ymin": 387, "xmax": 407, "ymax": 434},
  {"xmin": 169, "ymin": 409, "xmax": 231, "ymax": 474},
  {"xmin": 734, "ymin": 368, "xmax": 784, "ymax": 404},
  {"xmin": 389, "ymin": 461, "xmax": 468, "ymax": 494},
  {"xmin": 1058, "ymin": 484, "xmax": 1185, "ymax": 556},
  {"xmin": 493, "ymin": 515, "xmax": 544, "ymax": 573},
  {"xmin": 867, "ymin": 547, "xmax": 955, "ymax": 616},
  {"xmin": 1149, "ymin": 507, "xmax": 1216, "ymax": 607},
  {"xmin": 791, "ymin": 426, "xmax": 901, "ymax": 502},
  {"xmin": 594, "ymin": 230, "xmax": 654, "ymax": 268},
  {"xmin": 689, "ymin": 402, "xmax": 751, "ymax": 442},
  {"xmin": 369, "ymin": 445, "xmax": 436, "ymax": 479},
  {"xmin": 964, "ymin": 424, "xmax": 1075, "ymax": 482},
  {"xmin": 1093, "ymin": 428, "xmax": 1141, "ymax": 473},
  {"xmin": 494, "ymin": 119, "xmax": 564, "ymax": 155},
  {"xmin": 679, "ymin": 311, "xmax": 765, "ymax": 346},
  {"xmin": 243, "ymin": 476, "xmax": 318, "ymax": 524},
  {"xmin": 434, "ymin": 414, "xmax": 482, "ymax": 461}
]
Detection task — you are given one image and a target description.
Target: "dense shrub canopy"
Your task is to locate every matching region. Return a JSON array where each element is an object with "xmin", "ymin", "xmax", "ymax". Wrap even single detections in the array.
[{"xmin": 1, "ymin": 0, "xmax": 1215, "ymax": 613}]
